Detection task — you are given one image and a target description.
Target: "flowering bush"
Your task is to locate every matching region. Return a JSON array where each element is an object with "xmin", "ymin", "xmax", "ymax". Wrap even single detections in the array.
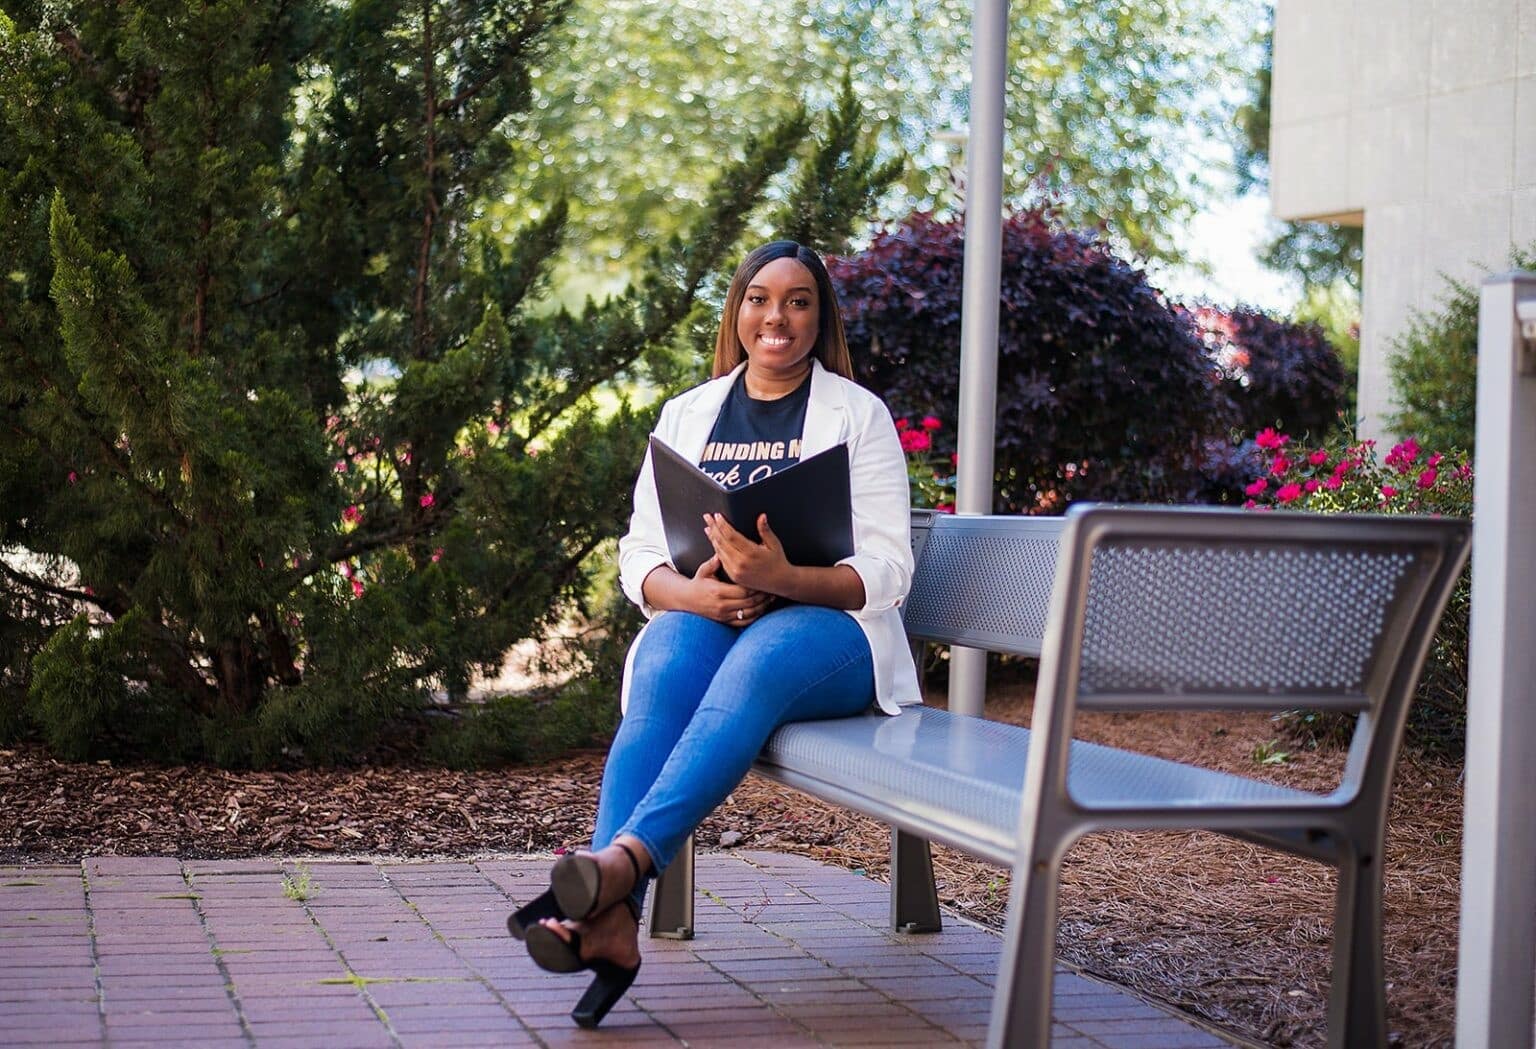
[
  {"xmin": 1246, "ymin": 429, "xmax": 1472, "ymax": 753},
  {"xmin": 895, "ymin": 415, "xmax": 955, "ymax": 512}
]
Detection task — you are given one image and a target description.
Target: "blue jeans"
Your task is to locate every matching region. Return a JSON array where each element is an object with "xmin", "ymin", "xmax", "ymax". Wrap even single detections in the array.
[{"xmin": 592, "ymin": 605, "xmax": 875, "ymax": 915}]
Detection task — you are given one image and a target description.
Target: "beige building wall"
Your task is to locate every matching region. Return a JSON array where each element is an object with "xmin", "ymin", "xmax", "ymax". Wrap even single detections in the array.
[{"xmin": 1271, "ymin": 0, "xmax": 1536, "ymax": 440}]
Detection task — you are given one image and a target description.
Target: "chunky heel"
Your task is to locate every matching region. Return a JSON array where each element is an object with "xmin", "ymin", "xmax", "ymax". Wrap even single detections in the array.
[
  {"xmin": 551, "ymin": 841, "xmax": 644, "ymax": 920},
  {"xmin": 571, "ymin": 957, "xmax": 641, "ymax": 1028},
  {"xmin": 506, "ymin": 889, "xmax": 563, "ymax": 942}
]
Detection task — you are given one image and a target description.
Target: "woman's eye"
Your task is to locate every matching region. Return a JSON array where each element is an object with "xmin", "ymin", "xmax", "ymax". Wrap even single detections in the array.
[
  {"xmin": 746, "ymin": 295, "xmax": 766, "ymax": 305},
  {"xmin": 791, "ymin": 298, "xmax": 810, "ymax": 308}
]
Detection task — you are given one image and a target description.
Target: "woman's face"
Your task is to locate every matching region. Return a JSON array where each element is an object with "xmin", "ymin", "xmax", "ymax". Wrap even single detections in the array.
[{"xmin": 735, "ymin": 257, "xmax": 819, "ymax": 380}]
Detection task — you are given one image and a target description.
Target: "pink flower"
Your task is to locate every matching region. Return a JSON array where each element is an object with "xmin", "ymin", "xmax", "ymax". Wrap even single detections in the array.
[
  {"xmin": 342, "ymin": 505, "xmax": 362, "ymax": 524},
  {"xmin": 1304, "ymin": 479, "xmax": 1320, "ymax": 493},
  {"xmin": 82, "ymin": 585, "xmax": 94, "ymax": 597},
  {"xmin": 431, "ymin": 548, "xmax": 444, "ymax": 563},
  {"xmin": 1456, "ymin": 463, "xmax": 1474, "ymax": 481},
  {"xmin": 1417, "ymin": 467, "xmax": 1438, "ymax": 489},
  {"xmin": 1244, "ymin": 478, "xmax": 1269, "ymax": 496},
  {"xmin": 1242, "ymin": 499, "xmax": 1257, "ymax": 509},
  {"xmin": 1385, "ymin": 437, "xmax": 1420, "ymax": 472},
  {"xmin": 67, "ymin": 471, "xmax": 78, "ymax": 485},
  {"xmin": 934, "ymin": 503, "xmax": 955, "ymax": 514},
  {"xmin": 1276, "ymin": 483, "xmax": 1303, "ymax": 503},
  {"xmin": 1308, "ymin": 450, "xmax": 1328, "ymax": 466},
  {"xmin": 1323, "ymin": 475, "xmax": 1343, "ymax": 490},
  {"xmin": 895, "ymin": 418, "xmax": 910, "ymax": 430},
  {"xmin": 1381, "ymin": 484, "xmax": 1398, "ymax": 498},
  {"xmin": 920, "ymin": 415, "xmax": 942, "ymax": 431},
  {"xmin": 419, "ymin": 493, "xmax": 435, "ymax": 509},
  {"xmin": 351, "ymin": 579, "xmax": 365, "ymax": 598},
  {"xmin": 1333, "ymin": 459, "xmax": 1355, "ymax": 476},
  {"xmin": 487, "ymin": 420, "xmax": 502, "ymax": 436},
  {"xmin": 339, "ymin": 562, "xmax": 352, "ymax": 578},
  {"xmin": 334, "ymin": 460, "xmax": 348, "ymax": 473},
  {"xmin": 950, "ymin": 453, "xmax": 959, "ymax": 465},
  {"xmin": 1427, "ymin": 452, "xmax": 1444, "ymax": 468},
  {"xmin": 1255, "ymin": 428, "xmax": 1289, "ymax": 450},
  {"xmin": 1269, "ymin": 455, "xmax": 1290, "ymax": 477},
  {"xmin": 899, "ymin": 430, "xmax": 931, "ymax": 453}
]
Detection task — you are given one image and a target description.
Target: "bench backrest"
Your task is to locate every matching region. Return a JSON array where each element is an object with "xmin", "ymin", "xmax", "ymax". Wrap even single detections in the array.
[
  {"xmin": 907, "ymin": 504, "xmax": 1471, "ymax": 803},
  {"xmin": 903, "ymin": 510, "xmax": 1065, "ymax": 658}
]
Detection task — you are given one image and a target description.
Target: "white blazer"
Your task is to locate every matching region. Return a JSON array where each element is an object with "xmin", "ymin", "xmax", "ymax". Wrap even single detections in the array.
[{"xmin": 617, "ymin": 359, "xmax": 922, "ymax": 715}]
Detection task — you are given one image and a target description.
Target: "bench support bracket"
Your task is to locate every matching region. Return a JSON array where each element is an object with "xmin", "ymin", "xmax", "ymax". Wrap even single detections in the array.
[
  {"xmin": 648, "ymin": 833, "xmax": 694, "ymax": 940},
  {"xmin": 891, "ymin": 829, "xmax": 943, "ymax": 933}
]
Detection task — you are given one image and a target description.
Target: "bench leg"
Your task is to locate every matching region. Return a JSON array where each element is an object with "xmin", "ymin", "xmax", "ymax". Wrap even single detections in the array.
[
  {"xmin": 647, "ymin": 833, "xmax": 695, "ymax": 940},
  {"xmin": 1326, "ymin": 838, "xmax": 1387, "ymax": 1048},
  {"xmin": 987, "ymin": 836, "xmax": 1062, "ymax": 1049},
  {"xmin": 890, "ymin": 829, "xmax": 942, "ymax": 933}
]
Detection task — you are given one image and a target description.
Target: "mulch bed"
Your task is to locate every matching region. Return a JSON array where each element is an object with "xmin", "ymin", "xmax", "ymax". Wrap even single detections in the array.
[{"xmin": 0, "ymin": 679, "xmax": 1461, "ymax": 1048}]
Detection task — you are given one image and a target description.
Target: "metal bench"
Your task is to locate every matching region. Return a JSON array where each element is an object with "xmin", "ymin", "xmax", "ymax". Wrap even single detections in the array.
[{"xmin": 646, "ymin": 504, "xmax": 1471, "ymax": 1049}]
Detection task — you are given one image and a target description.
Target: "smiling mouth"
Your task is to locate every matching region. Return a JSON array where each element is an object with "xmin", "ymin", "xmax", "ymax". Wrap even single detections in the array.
[{"xmin": 758, "ymin": 334, "xmax": 794, "ymax": 348}]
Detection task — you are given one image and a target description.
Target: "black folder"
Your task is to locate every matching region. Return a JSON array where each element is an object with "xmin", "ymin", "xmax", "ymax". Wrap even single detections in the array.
[{"xmin": 648, "ymin": 436, "xmax": 854, "ymax": 580}]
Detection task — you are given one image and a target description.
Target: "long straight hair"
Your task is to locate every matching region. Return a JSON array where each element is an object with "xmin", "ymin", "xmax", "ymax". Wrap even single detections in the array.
[{"xmin": 711, "ymin": 241, "xmax": 854, "ymax": 380}]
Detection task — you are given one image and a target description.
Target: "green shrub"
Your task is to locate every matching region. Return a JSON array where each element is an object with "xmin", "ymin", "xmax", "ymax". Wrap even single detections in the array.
[
  {"xmin": 1244, "ymin": 428, "xmax": 1472, "ymax": 754},
  {"xmin": 1387, "ymin": 242, "xmax": 1536, "ymax": 455}
]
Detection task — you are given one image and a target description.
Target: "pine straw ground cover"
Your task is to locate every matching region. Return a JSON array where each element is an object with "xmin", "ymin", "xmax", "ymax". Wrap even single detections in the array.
[{"xmin": 0, "ymin": 676, "xmax": 1461, "ymax": 1048}]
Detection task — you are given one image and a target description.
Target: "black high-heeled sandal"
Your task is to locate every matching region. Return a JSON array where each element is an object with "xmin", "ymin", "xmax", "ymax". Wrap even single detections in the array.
[
  {"xmin": 522, "ymin": 899, "xmax": 643, "ymax": 1029},
  {"xmin": 506, "ymin": 888, "xmax": 563, "ymax": 942},
  {"xmin": 551, "ymin": 841, "xmax": 644, "ymax": 920}
]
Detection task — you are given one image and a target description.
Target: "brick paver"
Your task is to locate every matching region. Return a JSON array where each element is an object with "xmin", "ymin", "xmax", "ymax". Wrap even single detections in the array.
[{"xmin": 0, "ymin": 852, "xmax": 1238, "ymax": 1047}]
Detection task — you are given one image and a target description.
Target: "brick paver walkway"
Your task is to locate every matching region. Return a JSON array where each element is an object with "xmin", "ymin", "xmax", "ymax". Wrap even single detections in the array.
[{"xmin": 0, "ymin": 851, "xmax": 1238, "ymax": 1048}]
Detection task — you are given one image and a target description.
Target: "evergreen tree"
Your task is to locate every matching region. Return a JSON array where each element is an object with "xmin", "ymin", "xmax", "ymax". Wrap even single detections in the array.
[{"xmin": 0, "ymin": 1, "xmax": 894, "ymax": 764}]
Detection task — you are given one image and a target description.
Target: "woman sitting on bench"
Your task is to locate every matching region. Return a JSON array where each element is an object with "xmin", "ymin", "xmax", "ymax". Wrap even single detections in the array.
[{"xmin": 507, "ymin": 240, "xmax": 921, "ymax": 1026}]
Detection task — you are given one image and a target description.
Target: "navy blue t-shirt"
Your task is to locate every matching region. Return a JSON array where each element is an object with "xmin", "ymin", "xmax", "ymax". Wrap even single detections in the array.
[{"xmin": 699, "ymin": 371, "xmax": 812, "ymax": 490}]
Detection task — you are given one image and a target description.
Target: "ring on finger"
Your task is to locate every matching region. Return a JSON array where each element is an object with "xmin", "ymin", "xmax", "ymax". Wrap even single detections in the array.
[{"xmin": 736, "ymin": 609, "xmax": 744, "ymax": 621}]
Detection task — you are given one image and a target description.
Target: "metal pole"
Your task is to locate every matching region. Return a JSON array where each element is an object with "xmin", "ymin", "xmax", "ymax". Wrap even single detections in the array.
[
  {"xmin": 1457, "ymin": 270, "xmax": 1536, "ymax": 1048},
  {"xmin": 948, "ymin": 0, "xmax": 1008, "ymax": 718}
]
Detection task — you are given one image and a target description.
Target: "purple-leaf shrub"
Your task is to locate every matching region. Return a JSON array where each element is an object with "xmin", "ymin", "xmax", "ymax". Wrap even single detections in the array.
[
  {"xmin": 1194, "ymin": 306, "xmax": 1346, "ymax": 441},
  {"xmin": 830, "ymin": 211, "xmax": 1236, "ymax": 512}
]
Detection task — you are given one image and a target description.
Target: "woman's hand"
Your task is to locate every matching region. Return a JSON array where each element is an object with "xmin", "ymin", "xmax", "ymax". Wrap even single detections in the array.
[
  {"xmin": 703, "ymin": 513, "xmax": 792, "ymax": 595},
  {"xmin": 682, "ymin": 554, "xmax": 773, "ymax": 627}
]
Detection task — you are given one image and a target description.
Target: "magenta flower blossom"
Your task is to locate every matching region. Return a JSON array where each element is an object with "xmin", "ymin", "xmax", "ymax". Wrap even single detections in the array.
[
  {"xmin": 1308, "ymin": 450, "xmax": 1328, "ymax": 466},
  {"xmin": 1255, "ymin": 428, "xmax": 1289, "ymax": 450},
  {"xmin": 1381, "ymin": 484, "xmax": 1398, "ymax": 498},
  {"xmin": 899, "ymin": 429, "xmax": 931, "ymax": 453},
  {"xmin": 1417, "ymin": 467, "xmax": 1438, "ymax": 489},
  {"xmin": 1303, "ymin": 479, "xmax": 1319, "ymax": 493},
  {"xmin": 921, "ymin": 415, "xmax": 942, "ymax": 431},
  {"xmin": 895, "ymin": 418, "xmax": 910, "ymax": 430},
  {"xmin": 67, "ymin": 471, "xmax": 78, "ymax": 485},
  {"xmin": 1244, "ymin": 478, "xmax": 1268, "ymax": 496},
  {"xmin": 339, "ymin": 562, "xmax": 353, "ymax": 578},
  {"xmin": 431, "ymin": 548, "xmax": 444, "ymax": 563},
  {"xmin": 419, "ymin": 493, "xmax": 435, "ymax": 509},
  {"xmin": 1385, "ymin": 438, "xmax": 1420, "ymax": 472},
  {"xmin": 1323, "ymin": 475, "xmax": 1343, "ymax": 490},
  {"xmin": 334, "ymin": 459, "xmax": 348, "ymax": 473},
  {"xmin": 1269, "ymin": 455, "xmax": 1291, "ymax": 477},
  {"xmin": 1275, "ymin": 483, "xmax": 1303, "ymax": 503},
  {"xmin": 934, "ymin": 503, "xmax": 955, "ymax": 514},
  {"xmin": 342, "ymin": 505, "xmax": 362, "ymax": 524},
  {"xmin": 351, "ymin": 579, "xmax": 365, "ymax": 598}
]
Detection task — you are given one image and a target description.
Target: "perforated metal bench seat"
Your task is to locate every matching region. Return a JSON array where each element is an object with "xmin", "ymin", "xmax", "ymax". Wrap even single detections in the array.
[
  {"xmin": 645, "ymin": 505, "xmax": 1472, "ymax": 1049},
  {"xmin": 758, "ymin": 706, "xmax": 1322, "ymax": 867}
]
